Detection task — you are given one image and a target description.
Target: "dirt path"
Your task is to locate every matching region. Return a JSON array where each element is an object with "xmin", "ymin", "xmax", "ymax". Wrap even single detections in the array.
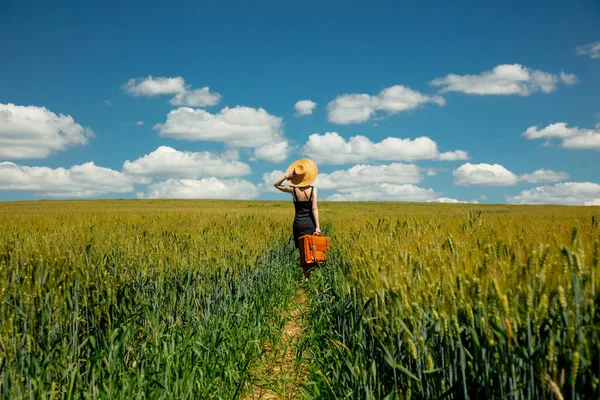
[{"xmin": 241, "ymin": 290, "xmax": 308, "ymax": 399}]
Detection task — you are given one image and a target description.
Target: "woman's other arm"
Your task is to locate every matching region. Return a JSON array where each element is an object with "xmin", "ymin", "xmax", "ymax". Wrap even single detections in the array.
[
  {"xmin": 274, "ymin": 171, "xmax": 295, "ymax": 194},
  {"xmin": 312, "ymin": 187, "xmax": 321, "ymax": 235}
]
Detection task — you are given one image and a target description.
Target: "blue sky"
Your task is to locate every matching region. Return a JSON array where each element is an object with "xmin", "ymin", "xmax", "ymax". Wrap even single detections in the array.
[{"xmin": 1, "ymin": 0, "xmax": 599, "ymax": 204}]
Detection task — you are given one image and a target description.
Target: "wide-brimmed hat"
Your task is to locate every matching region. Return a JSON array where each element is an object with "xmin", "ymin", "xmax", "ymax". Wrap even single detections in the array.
[{"xmin": 286, "ymin": 158, "xmax": 318, "ymax": 187}]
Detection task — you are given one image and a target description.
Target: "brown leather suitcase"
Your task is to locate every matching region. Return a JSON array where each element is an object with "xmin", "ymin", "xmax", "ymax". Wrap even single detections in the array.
[{"xmin": 299, "ymin": 233, "xmax": 331, "ymax": 266}]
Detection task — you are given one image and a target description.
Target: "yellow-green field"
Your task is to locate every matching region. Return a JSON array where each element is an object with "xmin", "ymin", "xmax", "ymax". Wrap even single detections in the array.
[{"xmin": 1, "ymin": 200, "xmax": 598, "ymax": 399}]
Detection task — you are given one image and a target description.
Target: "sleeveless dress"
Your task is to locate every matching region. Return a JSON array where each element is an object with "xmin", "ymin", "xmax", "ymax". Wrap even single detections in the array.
[{"xmin": 292, "ymin": 186, "xmax": 316, "ymax": 248}]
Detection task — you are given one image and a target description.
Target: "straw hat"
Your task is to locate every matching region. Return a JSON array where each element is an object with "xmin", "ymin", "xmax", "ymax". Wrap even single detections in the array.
[{"xmin": 286, "ymin": 158, "xmax": 318, "ymax": 187}]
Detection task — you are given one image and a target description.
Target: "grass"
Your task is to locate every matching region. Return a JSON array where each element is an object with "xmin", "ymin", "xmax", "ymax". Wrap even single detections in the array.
[
  {"xmin": 0, "ymin": 200, "xmax": 300, "ymax": 398},
  {"xmin": 303, "ymin": 203, "xmax": 600, "ymax": 399},
  {"xmin": 1, "ymin": 200, "xmax": 599, "ymax": 399}
]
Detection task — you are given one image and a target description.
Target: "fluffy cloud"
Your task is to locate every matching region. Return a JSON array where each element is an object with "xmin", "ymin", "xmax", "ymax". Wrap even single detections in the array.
[
  {"xmin": 0, "ymin": 161, "xmax": 134, "ymax": 197},
  {"xmin": 144, "ymin": 178, "xmax": 259, "ymax": 199},
  {"xmin": 453, "ymin": 163, "xmax": 519, "ymax": 186},
  {"xmin": 454, "ymin": 163, "xmax": 569, "ymax": 186},
  {"xmin": 253, "ymin": 141, "xmax": 291, "ymax": 163},
  {"xmin": 170, "ymin": 87, "xmax": 222, "ymax": 107},
  {"xmin": 313, "ymin": 163, "xmax": 423, "ymax": 190},
  {"xmin": 261, "ymin": 169, "xmax": 286, "ymax": 193},
  {"xmin": 576, "ymin": 41, "xmax": 600, "ymax": 59},
  {"xmin": 136, "ymin": 121, "xmax": 144, "ymax": 126},
  {"xmin": 0, "ymin": 103, "xmax": 93, "ymax": 160},
  {"xmin": 122, "ymin": 146, "xmax": 250, "ymax": 179},
  {"xmin": 523, "ymin": 122, "xmax": 578, "ymax": 139},
  {"xmin": 155, "ymin": 106, "xmax": 281, "ymax": 146},
  {"xmin": 294, "ymin": 100, "xmax": 317, "ymax": 116},
  {"xmin": 439, "ymin": 150, "xmax": 469, "ymax": 161},
  {"xmin": 154, "ymin": 106, "xmax": 289, "ymax": 162},
  {"xmin": 122, "ymin": 76, "xmax": 187, "ymax": 96},
  {"xmin": 519, "ymin": 169, "xmax": 569, "ymax": 183},
  {"xmin": 429, "ymin": 197, "xmax": 478, "ymax": 204},
  {"xmin": 264, "ymin": 162, "xmax": 436, "ymax": 189},
  {"xmin": 523, "ymin": 122, "xmax": 600, "ymax": 150},
  {"xmin": 326, "ymin": 183, "xmax": 440, "ymax": 201},
  {"xmin": 122, "ymin": 75, "xmax": 221, "ymax": 107},
  {"xmin": 430, "ymin": 64, "xmax": 577, "ymax": 96},
  {"xmin": 560, "ymin": 71, "xmax": 579, "ymax": 85},
  {"xmin": 327, "ymin": 85, "xmax": 445, "ymax": 124},
  {"xmin": 426, "ymin": 168, "xmax": 447, "ymax": 176},
  {"xmin": 563, "ymin": 134, "xmax": 600, "ymax": 149},
  {"xmin": 508, "ymin": 182, "xmax": 600, "ymax": 205},
  {"xmin": 263, "ymin": 164, "xmax": 473, "ymax": 203},
  {"xmin": 303, "ymin": 132, "xmax": 468, "ymax": 164}
]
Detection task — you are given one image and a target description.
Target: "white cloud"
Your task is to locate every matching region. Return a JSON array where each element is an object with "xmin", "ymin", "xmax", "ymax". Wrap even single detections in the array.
[
  {"xmin": 455, "ymin": 163, "xmax": 570, "ymax": 186},
  {"xmin": 563, "ymin": 133, "xmax": 600, "ymax": 149},
  {"xmin": 508, "ymin": 182, "xmax": 600, "ymax": 205},
  {"xmin": 253, "ymin": 140, "xmax": 291, "ymax": 163},
  {"xmin": 154, "ymin": 106, "xmax": 282, "ymax": 146},
  {"xmin": 523, "ymin": 122, "xmax": 579, "ymax": 139},
  {"xmin": 453, "ymin": 163, "xmax": 519, "ymax": 186},
  {"xmin": 523, "ymin": 122, "xmax": 600, "ymax": 150},
  {"xmin": 519, "ymin": 169, "xmax": 569, "ymax": 183},
  {"xmin": 261, "ymin": 169, "xmax": 286, "ymax": 193},
  {"xmin": 428, "ymin": 197, "xmax": 478, "ymax": 204},
  {"xmin": 104, "ymin": 100, "xmax": 112, "ymax": 106},
  {"xmin": 439, "ymin": 150, "xmax": 469, "ymax": 161},
  {"xmin": 326, "ymin": 183, "xmax": 440, "ymax": 201},
  {"xmin": 576, "ymin": 41, "xmax": 600, "ymax": 59},
  {"xmin": 313, "ymin": 163, "xmax": 424, "ymax": 190},
  {"xmin": 426, "ymin": 167, "xmax": 447, "ymax": 176},
  {"xmin": 122, "ymin": 76, "xmax": 187, "ymax": 97},
  {"xmin": 136, "ymin": 120, "xmax": 144, "ymax": 126},
  {"xmin": 0, "ymin": 161, "xmax": 134, "ymax": 197},
  {"xmin": 122, "ymin": 76, "xmax": 222, "ymax": 107},
  {"xmin": 294, "ymin": 100, "xmax": 317, "ymax": 116},
  {"xmin": 328, "ymin": 94, "xmax": 374, "ymax": 124},
  {"xmin": 154, "ymin": 106, "xmax": 288, "ymax": 162},
  {"xmin": 122, "ymin": 146, "xmax": 250, "ymax": 179},
  {"xmin": 303, "ymin": 132, "xmax": 467, "ymax": 164},
  {"xmin": 560, "ymin": 71, "xmax": 579, "ymax": 85},
  {"xmin": 264, "ymin": 163, "xmax": 469, "ymax": 203},
  {"xmin": 430, "ymin": 64, "xmax": 577, "ymax": 96},
  {"xmin": 0, "ymin": 103, "xmax": 93, "ymax": 160},
  {"xmin": 327, "ymin": 85, "xmax": 445, "ymax": 124},
  {"xmin": 585, "ymin": 199, "xmax": 600, "ymax": 206},
  {"xmin": 170, "ymin": 87, "xmax": 222, "ymax": 107},
  {"xmin": 263, "ymin": 162, "xmax": 444, "ymax": 199},
  {"xmin": 145, "ymin": 178, "xmax": 259, "ymax": 199}
]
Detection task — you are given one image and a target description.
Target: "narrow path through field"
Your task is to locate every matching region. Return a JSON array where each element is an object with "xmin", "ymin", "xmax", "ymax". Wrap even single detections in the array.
[{"xmin": 241, "ymin": 288, "xmax": 308, "ymax": 399}]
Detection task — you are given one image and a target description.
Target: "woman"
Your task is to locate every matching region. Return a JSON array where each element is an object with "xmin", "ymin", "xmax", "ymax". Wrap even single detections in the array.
[{"xmin": 274, "ymin": 158, "xmax": 321, "ymax": 278}]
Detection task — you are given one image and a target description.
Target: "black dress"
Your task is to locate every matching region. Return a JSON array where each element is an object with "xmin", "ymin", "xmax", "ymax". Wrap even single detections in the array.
[{"xmin": 292, "ymin": 186, "xmax": 316, "ymax": 248}]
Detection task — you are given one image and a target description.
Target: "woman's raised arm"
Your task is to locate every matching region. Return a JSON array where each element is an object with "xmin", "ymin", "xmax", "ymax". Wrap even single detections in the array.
[{"xmin": 274, "ymin": 170, "xmax": 294, "ymax": 194}]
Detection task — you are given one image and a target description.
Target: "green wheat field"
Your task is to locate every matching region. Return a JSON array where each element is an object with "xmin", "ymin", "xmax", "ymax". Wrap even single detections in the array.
[{"xmin": 1, "ymin": 200, "xmax": 598, "ymax": 399}]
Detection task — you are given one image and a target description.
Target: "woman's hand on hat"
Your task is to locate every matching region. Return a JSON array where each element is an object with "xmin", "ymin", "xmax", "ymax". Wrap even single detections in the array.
[{"xmin": 285, "ymin": 169, "xmax": 296, "ymax": 180}]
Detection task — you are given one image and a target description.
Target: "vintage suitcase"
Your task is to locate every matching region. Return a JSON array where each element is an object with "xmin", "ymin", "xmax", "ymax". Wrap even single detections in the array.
[{"xmin": 298, "ymin": 233, "xmax": 331, "ymax": 266}]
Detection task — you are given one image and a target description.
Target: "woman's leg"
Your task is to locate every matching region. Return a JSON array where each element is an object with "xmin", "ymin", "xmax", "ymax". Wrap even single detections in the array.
[
  {"xmin": 303, "ymin": 263, "xmax": 315, "ymax": 279},
  {"xmin": 298, "ymin": 248, "xmax": 307, "ymax": 278},
  {"xmin": 297, "ymin": 234, "xmax": 317, "ymax": 280}
]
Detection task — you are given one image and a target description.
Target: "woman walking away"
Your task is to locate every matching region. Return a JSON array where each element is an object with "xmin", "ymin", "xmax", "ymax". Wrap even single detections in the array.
[{"xmin": 274, "ymin": 158, "xmax": 321, "ymax": 279}]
